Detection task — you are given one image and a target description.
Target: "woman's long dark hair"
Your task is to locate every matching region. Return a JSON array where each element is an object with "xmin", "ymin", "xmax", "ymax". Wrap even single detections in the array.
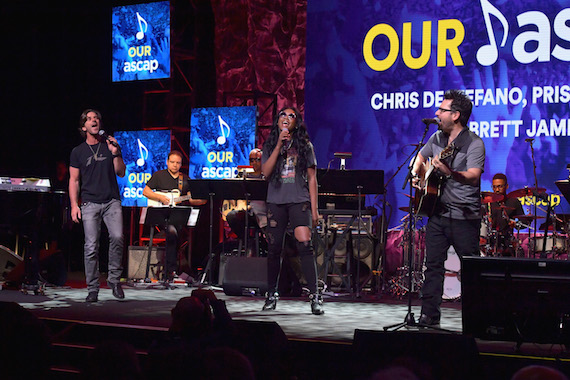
[{"xmin": 263, "ymin": 106, "xmax": 312, "ymax": 184}]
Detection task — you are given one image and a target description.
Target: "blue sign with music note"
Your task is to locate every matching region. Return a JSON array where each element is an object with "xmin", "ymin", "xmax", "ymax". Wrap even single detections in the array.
[
  {"xmin": 114, "ymin": 130, "xmax": 171, "ymax": 206},
  {"xmin": 111, "ymin": 1, "xmax": 170, "ymax": 82},
  {"xmin": 189, "ymin": 106, "xmax": 257, "ymax": 179}
]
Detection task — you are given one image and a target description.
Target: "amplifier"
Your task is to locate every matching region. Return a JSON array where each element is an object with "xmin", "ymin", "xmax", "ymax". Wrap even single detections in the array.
[
  {"xmin": 128, "ymin": 246, "xmax": 165, "ymax": 280},
  {"xmin": 327, "ymin": 215, "xmax": 373, "ymax": 234},
  {"xmin": 0, "ymin": 245, "xmax": 23, "ymax": 281}
]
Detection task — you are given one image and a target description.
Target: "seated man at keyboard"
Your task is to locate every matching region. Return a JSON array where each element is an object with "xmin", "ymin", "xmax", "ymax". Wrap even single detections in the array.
[{"xmin": 143, "ymin": 150, "xmax": 206, "ymax": 281}]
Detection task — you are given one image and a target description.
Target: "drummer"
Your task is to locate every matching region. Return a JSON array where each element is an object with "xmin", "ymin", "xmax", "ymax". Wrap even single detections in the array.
[{"xmin": 488, "ymin": 173, "xmax": 524, "ymax": 255}]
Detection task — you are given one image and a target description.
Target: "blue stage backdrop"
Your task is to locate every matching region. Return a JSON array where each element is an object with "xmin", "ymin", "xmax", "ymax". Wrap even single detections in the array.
[
  {"xmin": 189, "ymin": 106, "xmax": 257, "ymax": 179},
  {"xmin": 306, "ymin": 0, "xmax": 570, "ymax": 228},
  {"xmin": 112, "ymin": 1, "xmax": 170, "ymax": 82},
  {"xmin": 115, "ymin": 130, "xmax": 171, "ymax": 206}
]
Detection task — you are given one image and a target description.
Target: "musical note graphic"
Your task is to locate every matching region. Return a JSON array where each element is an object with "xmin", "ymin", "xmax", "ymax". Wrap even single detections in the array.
[
  {"xmin": 217, "ymin": 115, "xmax": 231, "ymax": 145},
  {"xmin": 476, "ymin": 0, "xmax": 509, "ymax": 66},
  {"xmin": 136, "ymin": 138, "xmax": 149, "ymax": 166},
  {"xmin": 135, "ymin": 12, "xmax": 148, "ymax": 40}
]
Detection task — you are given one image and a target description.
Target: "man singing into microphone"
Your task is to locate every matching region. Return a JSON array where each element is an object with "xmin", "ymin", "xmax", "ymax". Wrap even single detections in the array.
[
  {"xmin": 411, "ymin": 90, "xmax": 485, "ymax": 326},
  {"xmin": 69, "ymin": 109, "xmax": 126, "ymax": 302}
]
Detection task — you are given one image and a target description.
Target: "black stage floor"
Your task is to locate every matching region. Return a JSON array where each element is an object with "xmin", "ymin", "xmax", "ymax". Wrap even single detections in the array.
[{"xmin": 2, "ymin": 274, "xmax": 570, "ymax": 380}]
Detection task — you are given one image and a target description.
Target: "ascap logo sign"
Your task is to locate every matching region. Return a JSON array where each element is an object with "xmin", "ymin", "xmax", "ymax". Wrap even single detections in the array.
[
  {"xmin": 111, "ymin": 1, "xmax": 170, "ymax": 82},
  {"xmin": 363, "ymin": 0, "xmax": 570, "ymax": 71}
]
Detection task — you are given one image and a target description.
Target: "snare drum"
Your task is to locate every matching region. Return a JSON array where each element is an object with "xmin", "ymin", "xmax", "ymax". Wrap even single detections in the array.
[{"xmin": 443, "ymin": 246, "xmax": 461, "ymax": 300}]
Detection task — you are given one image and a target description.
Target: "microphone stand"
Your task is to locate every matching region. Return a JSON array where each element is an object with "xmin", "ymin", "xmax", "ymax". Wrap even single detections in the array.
[
  {"xmin": 376, "ymin": 145, "xmax": 423, "ymax": 294},
  {"xmin": 384, "ymin": 120, "xmax": 432, "ymax": 331},
  {"xmin": 527, "ymin": 139, "xmax": 539, "ymax": 256}
]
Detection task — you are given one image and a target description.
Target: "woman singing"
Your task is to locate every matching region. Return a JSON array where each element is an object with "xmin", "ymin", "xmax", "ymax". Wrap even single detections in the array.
[{"xmin": 261, "ymin": 106, "xmax": 323, "ymax": 315}]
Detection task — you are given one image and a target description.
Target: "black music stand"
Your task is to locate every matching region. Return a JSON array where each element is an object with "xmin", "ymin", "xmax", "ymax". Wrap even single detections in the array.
[
  {"xmin": 556, "ymin": 180, "xmax": 570, "ymax": 207},
  {"xmin": 188, "ymin": 179, "xmax": 267, "ymax": 285},
  {"xmin": 230, "ymin": 177, "xmax": 268, "ymax": 255},
  {"xmin": 317, "ymin": 169, "xmax": 384, "ymax": 297},
  {"xmin": 144, "ymin": 206, "xmax": 192, "ymax": 289}
]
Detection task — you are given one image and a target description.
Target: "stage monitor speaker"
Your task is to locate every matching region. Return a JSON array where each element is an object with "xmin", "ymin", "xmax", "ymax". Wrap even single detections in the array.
[
  {"xmin": 462, "ymin": 256, "xmax": 570, "ymax": 344},
  {"xmin": 128, "ymin": 246, "xmax": 165, "ymax": 280},
  {"xmin": 222, "ymin": 256, "xmax": 267, "ymax": 296},
  {"xmin": 232, "ymin": 320, "xmax": 289, "ymax": 379},
  {"xmin": 0, "ymin": 245, "xmax": 23, "ymax": 281},
  {"xmin": 352, "ymin": 329, "xmax": 481, "ymax": 380}
]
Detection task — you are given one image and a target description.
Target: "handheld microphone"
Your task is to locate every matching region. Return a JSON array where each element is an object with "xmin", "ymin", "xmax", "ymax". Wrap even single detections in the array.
[
  {"xmin": 281, "ymin": 128, "xmax": 289, "ymax": 156},
  {"xmin": 422, "ymin": 117, "xmax": 441, "ymax": 125},
  {"xmin": 98, "ymin": 130, "xmax": 119, "ymax": 147},
  {"xmin": 525, "ymin": 138, "xmax": 534, "ymax": 143}
]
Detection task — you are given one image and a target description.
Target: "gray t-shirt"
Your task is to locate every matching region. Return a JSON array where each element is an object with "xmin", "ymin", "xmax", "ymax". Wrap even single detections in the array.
[
  {"xmin": 262, "ymin": 142, "xmax": 317, "ymax": 204},
  {"xmin": 420, "ymin": 128, "xmax": 485, "ymax": 220}
]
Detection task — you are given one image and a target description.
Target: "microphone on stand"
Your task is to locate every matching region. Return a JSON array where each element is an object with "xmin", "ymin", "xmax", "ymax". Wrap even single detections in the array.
[
  {"xmin": 422, "ymin": 117, "xmax": 441, "ymax": 125},
  {"xmin": 98, "ymin": 130, "xmax": 119, "ymax": 147},
  {"xmin": 525, "ymin": 138, "xmax": 535, "ymax": 143}
]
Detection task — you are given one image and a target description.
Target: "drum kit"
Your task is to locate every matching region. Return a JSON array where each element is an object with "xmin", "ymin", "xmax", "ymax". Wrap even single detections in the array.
[
  {"xmin": 480, "ymin": 187, "xmax": 569, "ymax": 258},
  {"xmin": 479, "ymin": 190, "xmax": 523, "ymax": 257}
]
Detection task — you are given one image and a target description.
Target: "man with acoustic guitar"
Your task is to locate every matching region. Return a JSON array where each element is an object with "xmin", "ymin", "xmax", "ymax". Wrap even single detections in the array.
[
  {"xmin": 411, "ymin": 90, "xmax": 485, "ymax": 327},
  {"xmin": 143, "ymin": 150, "xmax": 207, "ymax": 281}
]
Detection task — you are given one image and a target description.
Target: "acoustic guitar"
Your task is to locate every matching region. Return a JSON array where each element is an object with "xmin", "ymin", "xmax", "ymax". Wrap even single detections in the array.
[{"xmin": 414, "ymin": 143, "xmax": 456, "ymax": 217}]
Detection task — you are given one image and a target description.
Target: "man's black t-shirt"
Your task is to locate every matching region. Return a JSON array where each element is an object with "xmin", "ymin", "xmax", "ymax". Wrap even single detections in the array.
[
  {"xmin": 70, "ymin": 142, "xmax": 120, "ymax": 203},
  {"xmin": 145, "ymin": 169, "xmax": 191, "ymax": 196}
]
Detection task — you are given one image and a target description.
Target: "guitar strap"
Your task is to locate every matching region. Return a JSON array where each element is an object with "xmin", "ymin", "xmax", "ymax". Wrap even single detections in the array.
[
  {"xmin": 178, "ymin": 174, "xmax": 184, "ymax": 192},
  {"xmin": 435, "ymin": 128, "xmax": 470, "ymax": 212},
  {"xmin": 443, "ymin": 127, "xmax": 469, "ymax": 166}
]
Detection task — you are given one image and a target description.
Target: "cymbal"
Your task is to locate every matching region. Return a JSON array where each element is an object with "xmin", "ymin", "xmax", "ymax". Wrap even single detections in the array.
[
  {"xmin": 507, "ymin": 187, "xmax": 546, "ymax": 198},
  {"xmin": 481, "ymin": 192, "xmax": 504, "ymax": 203},
  {"xmin": 496, "ymin": 205, "xmax": 514, "ymax": 210},
  {"xmin": 399, "ymin": 206, "xmax": 411, "ymax": 213},
  {"xmin": 512, "ymin": 214, "xmax": 545, "ymax": 221}
]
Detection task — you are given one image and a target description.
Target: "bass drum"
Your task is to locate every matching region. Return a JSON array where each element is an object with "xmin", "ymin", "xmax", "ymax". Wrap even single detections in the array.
[{"xmin": 442, "ymin": 246, "xmax": 461, "ymax": 300}]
